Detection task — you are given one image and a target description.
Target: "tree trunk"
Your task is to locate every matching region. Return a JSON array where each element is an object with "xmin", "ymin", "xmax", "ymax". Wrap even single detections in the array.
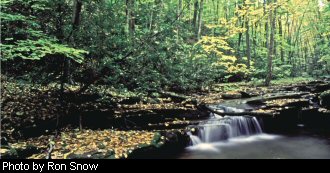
[
  {"xmin": 193, "ymin": 0, "xmax": 199, "ymax": 29},
  {"xmin": 149, "ymin": 5, "xmax": 153, "ymax": 31},
  {"xmin": 278, "ymin": 15, "xmax": 284, "ymax": 63},
  {"xmin": 72, "ymin": 0, "xmax": 83, "ymax": 34},
  {"xmin": 265, "ymin": 0, "xmax": 276, "ymax": 86},
  {"xmin": 264, "ymin": 0, "xmax": 269, "ymax": 48},
  {"xmin": 178, "ymin": 0, "xmax": 183, "ymax": 20},
  {"xmin": 55, "ymin": 1, "xmax": 64, "ymax": 42},
  {"xmin": 126, "ymin": 0, "xmax": 135, "ymax": 41},
  {"xmin": 245, "ymin": 1, "xmax": 251, "ymax": 69},
  {"xmin": 226, "ymin": 0, "xmax": 231, "ymax": 20},
  {"xmin": 63, "ymin": 0, "xmax": 83, "ymax": 85},
  {"xmin": 197, "ymin": 0, "xmax": 204, "ymax": 41},
  {"xmin": 177, "ymin": 0, "xmax": 183, "ymax": 42},
  {"xmin": 246, "ymin": 21, "xmax": 251, "ymax": 69},
  {"xmin": 237, "ymin": 3, "xmax": 244, "ymax": 60}
]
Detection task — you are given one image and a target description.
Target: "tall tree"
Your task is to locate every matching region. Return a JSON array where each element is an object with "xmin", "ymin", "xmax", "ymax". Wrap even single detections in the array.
[
  {"xmin": 64, "ymin": 0, "xmax": 83, "ymax": 85},
  {"xmin": 265, "ymin": 0, "xmax": 277, "ymax": 86},
  {"xmin": 237, "ymin": 1, "xmax": 244, "ymax": 60},
  {"xmin": 278, "ymin": 15, "xmax": 284, "ymax": 63},
  {"xmin": 193, "ymin": 0, "xmax": 199, "ymax": 29},
  {"xmin": 197, "ymin": 0, "xmax": 204, "ymax": 40},
  {"xmin": 264, "ymin": 0, "xmax": 270, "ymax": 48},
  {"xmin": 177, "ymin": 0, "xmax": 183, "ymax": 41},
  {"xmin": 126, "ymin": 0, "xmax": 135, "ymax": 41},
  {"xmin": 245, "ymin": 0, "xmax": 251, "ymax": 69}
]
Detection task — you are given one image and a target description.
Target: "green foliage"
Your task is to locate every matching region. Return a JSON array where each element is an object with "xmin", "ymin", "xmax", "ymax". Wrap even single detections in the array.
[
  {"xmin": 273, "ymin": 64, "xmax": 293, "ymax": 79},
  {"xmin": 248, "ymin": 77, "xmax": 313, "ymax": 87},
  {"xmin": 2, "ymin": 0, "xmax": 330, "ymax": 92},
  {"xmin": 1, "ymin": 0, "xmax": 87, "ymax": 63},
  {"xmin": 1, "ymin": 39, "xmax": 87, "ymax": 63}
]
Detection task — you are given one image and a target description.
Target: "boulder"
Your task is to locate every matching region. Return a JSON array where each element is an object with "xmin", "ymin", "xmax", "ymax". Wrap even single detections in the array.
[
  {"xmin": 240, "ymin": 91, "xmax": 252, "ymax": 98},
  {"xmin": 222, "ymin": 92, "xmax": 242, "ymax": 99},
  {"xmin": 320, "ymin": 90, "xmax": 330, "ymax": 107}
]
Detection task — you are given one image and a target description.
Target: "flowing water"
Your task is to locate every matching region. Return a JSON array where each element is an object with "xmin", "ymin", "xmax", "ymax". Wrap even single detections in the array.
[
  {"xmin": 181, "ymin": 133, "xmax": 330, "ymax": 159},
  {"xmin": 188, "ymin": 115, "xmax": 263, "ymax": 145},
  {"xmin": 188, "ymin": 106, "xmax": 263, "ymax": 145},
  {"xmin": 182, "ymin": 105, "xmax": 330, "ymax": 159}
]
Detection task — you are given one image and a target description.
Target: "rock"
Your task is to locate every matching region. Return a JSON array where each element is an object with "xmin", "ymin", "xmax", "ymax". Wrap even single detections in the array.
[
  {"xmin": 240, "ymin": 91, "xmax": 252, "ymax": 98},
  {"xmin": 222, "ymin": 92, "xmax": 242, "ymax": 99},
  {"xmin": 295, "ymin": 85, "xmax": 312, "ymax": 92},
  {"xmin": 322, "ymin": 76, "xmax": 330, "ymax": 82},
  {"xmin": 1, "ymin": 148, "xmax": 18, "ymax": 159},
  {"xmin": 120, "ymin": 97, "xmax": 142, "ymax": 104},
  {"xmin": 286, "ymin": 100, "xmax": 309, "ymax": 107},
  {"xmin": 128, "ymin": 130, "xmax": 190, "ymax": 159},
  {"xmin": 159, "ymin": 91, "xmax": 190, "ymax": 103},
  {"xmin": 320, "ymin": 90, "xmax": 330, "ymax": 107},
  {"xmin": 145, "ymin": 98, "xmax": 160, "ymax": 104},
  {"xmin": 67, "ymin": 150, "xmax": 115, "ymax": 159},
  {"xmin": 1, "ymin": 144, "xmax": 40, "ymax": 159},
  {"xmin": 308, "ymin": 80, "xmax": 326, "ymax": 85},
  {"xmin": 264, "ymin": 99, "xmax": 309, "ymax": 108},
  {"xmin": 1, "ymin": 137, "xmax": 9, "ymax": 146},
  {"xmin": 314, "ymin": 84, "xmax": 330, "ymax": 93},
  {"xmin": 301, "ymin": 108, "xmax": 330, "ymax": 129}
]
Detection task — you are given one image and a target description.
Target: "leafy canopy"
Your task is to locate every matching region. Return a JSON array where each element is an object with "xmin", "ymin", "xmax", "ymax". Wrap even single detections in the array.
[{"xmin": 0, "ymin": 0, "xmax": 87, "ymax": 63}]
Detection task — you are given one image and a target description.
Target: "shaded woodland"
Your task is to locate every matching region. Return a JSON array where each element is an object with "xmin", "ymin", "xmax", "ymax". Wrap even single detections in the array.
[{"xmin": 1, "ymin": 0, "xmax": 330, "ymax": 159}]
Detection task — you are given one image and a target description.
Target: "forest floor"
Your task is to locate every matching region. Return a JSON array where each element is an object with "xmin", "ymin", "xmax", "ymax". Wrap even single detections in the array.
[{"xmin": 2, "ymin": 76, "xmax": 330, "ymax": 159}]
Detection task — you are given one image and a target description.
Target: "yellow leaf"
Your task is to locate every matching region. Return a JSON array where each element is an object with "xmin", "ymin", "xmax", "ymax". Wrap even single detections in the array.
[
  {"xmin": 0, "ymin": 148, "xmax": 9, "ymax": 154},
  {"xmin": 63, "ymin": 151, "xmax": 74, "ymax": 159}
]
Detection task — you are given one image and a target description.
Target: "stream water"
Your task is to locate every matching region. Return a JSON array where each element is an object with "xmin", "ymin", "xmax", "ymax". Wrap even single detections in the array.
[
  {"xmin": 181, "ymin": 105, "xmax": 330, "ymax": 159},
  {"xmin": 181, "ymin": 133, "xmax": 330, "ymax": 159}
]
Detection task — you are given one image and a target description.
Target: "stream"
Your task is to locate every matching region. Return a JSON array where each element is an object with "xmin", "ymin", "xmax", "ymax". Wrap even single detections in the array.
[
  {"xmin": 180, "ymin": 102, "xmax": 330, "ymax": 159},
  {"xmin": 181, "ymin": 132, "xmax": 330, "ymax": 159}
]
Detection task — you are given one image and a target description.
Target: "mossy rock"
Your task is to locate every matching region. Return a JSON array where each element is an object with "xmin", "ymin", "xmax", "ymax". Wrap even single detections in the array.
[{"xmin": 320, "ymin": 90, "xmax": 330, "ymax": 107}]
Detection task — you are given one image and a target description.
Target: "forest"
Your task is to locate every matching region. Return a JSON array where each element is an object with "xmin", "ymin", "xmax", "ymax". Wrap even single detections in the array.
[{"xmin": 1, "ymin": 0, "xmax": 330, "ymax": 159}]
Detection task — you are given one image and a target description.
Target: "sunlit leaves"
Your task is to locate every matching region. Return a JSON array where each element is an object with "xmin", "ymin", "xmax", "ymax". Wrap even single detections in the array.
[
  {"xmin": 28, "ymin": 130, "xmax": 162, "ymax": 159},
  {"xmin": 1, "ymin": 39, "xmax": 87, "ymax": 63},
  {"xmin": 197, "ymin": 35, "xmax": 251, "ymax": 80}
]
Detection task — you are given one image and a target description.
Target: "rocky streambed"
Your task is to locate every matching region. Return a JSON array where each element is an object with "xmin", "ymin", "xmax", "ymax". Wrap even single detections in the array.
[{"xmin": 2, "ymin": 79, "xmax": 330, "ymax": 159}]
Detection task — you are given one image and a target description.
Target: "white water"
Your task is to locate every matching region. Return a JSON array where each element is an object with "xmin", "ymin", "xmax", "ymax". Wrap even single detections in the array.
[
  {"xmin": 189, "ymin": 112, "xmax": 263, "ymax": 145},
  {"xmin": 182, "ymin": 105, "xmax": 330, "ymax": 159},
  {"xmin": 187, "ymin": 134, "xmax": 279, "ymax": 152}
]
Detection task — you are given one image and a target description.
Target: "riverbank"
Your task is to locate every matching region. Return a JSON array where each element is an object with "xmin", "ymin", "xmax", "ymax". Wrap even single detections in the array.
[{"xmin": 2, "ymin": 77, "xmax": 330, "ymax": 159}]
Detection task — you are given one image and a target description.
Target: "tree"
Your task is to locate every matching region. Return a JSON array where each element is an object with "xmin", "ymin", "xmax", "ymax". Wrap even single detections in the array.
[
  {"xmin": 62, "ymin": 0, "xmax": 83, "ymax": 85},
  {"xmin": 126, "ymin": 0, "xmax": 135, "ymax": 41},
  {"xmin": 0, "ymin": 0, "xmax": 87, "ymax": 63},
  {"xmin": 197, "ymin": 0, "xmax": 204, "ymax": 40},
  {"xmin": 265, "ymin": 0, "xmax": 277, "ymax": 86},
  {"xmin": 245, "ymin": 0, "xmax": 251, "ymax": 69},
  {"xmin": 193, "ymin": 0, "xmax": 199, "ymax": 29}
]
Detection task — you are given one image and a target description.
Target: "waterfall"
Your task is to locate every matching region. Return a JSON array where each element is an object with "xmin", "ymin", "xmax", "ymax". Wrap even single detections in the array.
[{"xmin": 189, "ymin": 106, "xmax": 263, "ymax": 145}]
